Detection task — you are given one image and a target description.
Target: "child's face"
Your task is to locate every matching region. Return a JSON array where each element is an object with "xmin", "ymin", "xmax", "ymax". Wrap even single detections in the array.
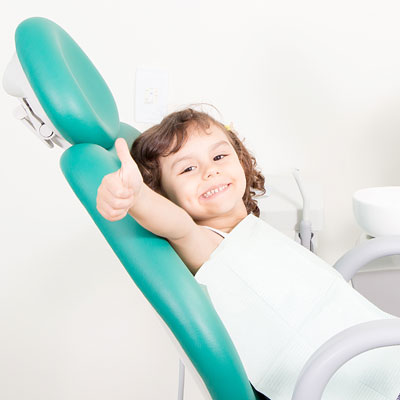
[{"xmin": 159, "ymin": 123, "xmax": 247, "ymax": 222}]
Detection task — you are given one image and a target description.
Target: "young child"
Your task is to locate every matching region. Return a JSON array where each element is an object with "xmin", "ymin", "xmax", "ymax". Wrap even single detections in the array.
[
  {"xmin": 96, "ymin": 107, "xmax": 266, "ymax": 276},
  {"xmin": 96, "ymin": 108, "xmax": 400, "ymax": 400}
]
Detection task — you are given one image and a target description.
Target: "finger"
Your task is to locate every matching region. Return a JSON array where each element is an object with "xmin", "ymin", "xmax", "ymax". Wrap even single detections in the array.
[
  {"xmin": 115, "ymin": 138, "xmax": 135, "ymax": 188},
  {"xmin": 97, "ymin": 201, "xmax": 128, "ymax": 221},
  {"xmin": 104, "ymin": 173, "xmax": 134, "ymax": 199},
  {"xmin": 100, "ymin": 185, "xmax": 133, "ymax": 209},
  {"xmin": 115, "ymin": 138, "xmax": 132, "ymax": 165}
]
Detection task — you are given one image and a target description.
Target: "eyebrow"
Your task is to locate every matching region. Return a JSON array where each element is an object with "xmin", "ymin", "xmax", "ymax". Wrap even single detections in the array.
[{"xmin": 171, "ymin": 140, "xmax": 230, "ymax": 171}]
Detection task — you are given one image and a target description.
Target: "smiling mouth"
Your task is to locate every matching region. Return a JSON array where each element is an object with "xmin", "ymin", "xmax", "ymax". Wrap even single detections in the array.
[{"xmin": 201, "ymin": 183, "xmax": 231, "ymax": 199}]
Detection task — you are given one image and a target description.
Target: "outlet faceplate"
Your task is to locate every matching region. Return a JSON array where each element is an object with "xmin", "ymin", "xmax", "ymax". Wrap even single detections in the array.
[{"xmin": 135, "ymin": 68, "xmax": 168, "ymax": 123}]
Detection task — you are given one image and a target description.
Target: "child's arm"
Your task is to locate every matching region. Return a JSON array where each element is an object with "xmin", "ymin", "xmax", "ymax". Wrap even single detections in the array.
[
  {"xmin": 131, "ymin": 185, "xmax": 221, "ymax": 275},
  {"xmin": 127, "ymin": 183, "xmax": 194, "ymax": 240},
  {"xmin": 96, "ymin": 138, "xmax": 194, "ymax": 241}
]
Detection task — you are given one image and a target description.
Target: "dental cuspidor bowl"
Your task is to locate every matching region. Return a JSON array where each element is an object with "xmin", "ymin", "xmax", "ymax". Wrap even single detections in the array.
[{"xmin": 353, "ymin": 186, "xmax": 400, "ymax": 237}]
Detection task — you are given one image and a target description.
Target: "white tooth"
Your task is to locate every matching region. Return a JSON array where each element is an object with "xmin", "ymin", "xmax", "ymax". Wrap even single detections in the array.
[{"xmin": 203, "ymin": 185, "xmax": 228, "ymax": 198}]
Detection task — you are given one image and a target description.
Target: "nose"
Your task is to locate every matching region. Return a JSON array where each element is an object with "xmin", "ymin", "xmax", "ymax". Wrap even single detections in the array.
[{"xmin": 203, "ymin": 165, "xmax": 220, "ymax": 180}]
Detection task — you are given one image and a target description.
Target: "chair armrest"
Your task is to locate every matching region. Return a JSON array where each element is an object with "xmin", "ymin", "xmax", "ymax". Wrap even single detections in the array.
[
  {"xmin": 332, "ymin": 236, "xmax": 400, "ymax": 281},
  {"xmin": 291, "ymin": 318, "xmax": 400, "ymax": 400}
]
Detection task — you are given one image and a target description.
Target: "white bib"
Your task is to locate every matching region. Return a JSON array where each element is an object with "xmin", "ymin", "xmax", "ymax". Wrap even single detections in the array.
[{"xmin": 195, "ymin": 214, "xmax": 400, "ymax": 400}]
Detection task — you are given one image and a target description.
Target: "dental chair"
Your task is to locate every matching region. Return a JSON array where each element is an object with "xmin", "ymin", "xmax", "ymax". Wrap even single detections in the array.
[{"xmin": 4, "ymin": 17, "xmax": 400, "ymax": 400}]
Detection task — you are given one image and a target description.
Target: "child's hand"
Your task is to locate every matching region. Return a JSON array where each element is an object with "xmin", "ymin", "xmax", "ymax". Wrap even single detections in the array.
[{"xmin": 96, "ymin": 138, "xmax": 144, "ymax": 221}]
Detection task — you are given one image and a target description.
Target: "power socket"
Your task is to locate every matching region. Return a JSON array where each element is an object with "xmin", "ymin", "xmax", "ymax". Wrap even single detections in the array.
[{"xmin": 135, "ymin": 67, "xmax": 168, "ymax": 123}]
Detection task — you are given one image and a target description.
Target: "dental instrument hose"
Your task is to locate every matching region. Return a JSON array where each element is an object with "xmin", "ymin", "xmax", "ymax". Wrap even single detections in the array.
[{"xmin": 292, "ymin": 168, "xmax": 314, "ymax": 252}]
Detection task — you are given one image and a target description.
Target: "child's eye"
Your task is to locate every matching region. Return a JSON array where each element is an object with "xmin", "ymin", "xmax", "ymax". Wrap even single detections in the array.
[
  {"xmin": 180, "ymin": 155, "xmax": 228, "ymax": 174},
  {"xmin": 181, "ymin": 166, "xmax": 195, "ymax": 174}
]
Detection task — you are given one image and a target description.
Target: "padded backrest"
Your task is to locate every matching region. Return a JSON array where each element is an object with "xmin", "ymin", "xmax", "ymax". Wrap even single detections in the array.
[
  {"xmin": 15, "ymin": 17, "xmax": 119, "ymax": 147},
  {"xmin": 10, "ymin": 17, "xmax": 259, "ymax": 400}
]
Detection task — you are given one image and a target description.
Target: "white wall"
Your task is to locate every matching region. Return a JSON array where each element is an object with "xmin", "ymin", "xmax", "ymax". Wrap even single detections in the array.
[{"xmin": 1, "ymin": 1, "xmax": 400, "ymax": 399}]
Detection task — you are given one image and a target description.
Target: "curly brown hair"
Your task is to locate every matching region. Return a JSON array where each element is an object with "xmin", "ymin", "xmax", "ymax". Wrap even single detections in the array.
[{"xmin": 130, "ymin": 107, "xmax": 266, "ymax": 217}]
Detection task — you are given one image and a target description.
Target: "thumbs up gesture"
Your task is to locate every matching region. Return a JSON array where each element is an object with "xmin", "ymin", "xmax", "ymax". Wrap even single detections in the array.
[{"xmin": 96, "ymin": 138, "xmax": 144, "ymax": 221}]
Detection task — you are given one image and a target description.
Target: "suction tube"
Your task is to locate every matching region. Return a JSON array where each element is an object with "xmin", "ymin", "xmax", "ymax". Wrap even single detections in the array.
[{"xmin": 292, "ymin": 168, "xmax": 314, "ymax": 252}]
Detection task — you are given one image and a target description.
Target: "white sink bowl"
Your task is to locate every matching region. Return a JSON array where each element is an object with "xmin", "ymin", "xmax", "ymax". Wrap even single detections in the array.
[{"xmin": 353, "ymin": 186, "xmax": 400, "ymax": 237}]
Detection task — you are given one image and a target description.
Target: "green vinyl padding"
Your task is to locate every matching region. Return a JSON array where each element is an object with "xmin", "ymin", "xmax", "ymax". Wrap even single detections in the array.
[
  {"xmin": 60, "ymin": 123, "xmax": 257, "ymax": 400},
  {"xmin": 16, "ymin": 17, "xmax": 119, "ymax": 147},
  {"xmin": 15, "ymin": 17, "xmax": 260, "ymax": 400}
]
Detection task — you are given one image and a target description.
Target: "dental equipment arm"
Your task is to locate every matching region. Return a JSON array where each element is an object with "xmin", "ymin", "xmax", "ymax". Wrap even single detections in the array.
[
  {"xmin": 292, "ymin": 318, "xmax": 400, "ymax": 400},
  {"xmin": 332, "ymin": 235, "xmax": 400, "ymax": 281},
  {"xmin": 290, "ymin": 237, "xmax": 400, "ymax": 399},
  {"xmin": 292, "ymin": 168, "xmax": 313, "ymax": 251}
]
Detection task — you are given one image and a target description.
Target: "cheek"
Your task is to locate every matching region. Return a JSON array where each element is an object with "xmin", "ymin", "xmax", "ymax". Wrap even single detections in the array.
[
  {"xmin": 174, "ymin": 181, "xmax": 200, "ymax": 208},
  {"xmin": 163, "ymin": 180, "xmax": 190, "ymax": 206},
  {"xmin": 177, "ymin": 182, "xmax": 194, "ymax": 200},
  {"xmin": 160, "ymin": 176, "xmax": 177, "ymax": 202},
  {"xmin": 166, "ymin": 187, "xmax": 180, "ymax": 204},
  {"xmin": 237, "ymin": 166, "xmax": 247, "ymax": 193}
]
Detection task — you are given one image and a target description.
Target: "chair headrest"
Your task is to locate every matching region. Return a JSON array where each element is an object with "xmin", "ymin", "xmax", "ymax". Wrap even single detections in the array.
[{"xmin": 11, "ymin": 17, "xmax": 120, "ymax": 148}]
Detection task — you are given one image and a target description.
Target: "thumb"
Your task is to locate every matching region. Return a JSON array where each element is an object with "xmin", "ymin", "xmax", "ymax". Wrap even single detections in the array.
[{"xmin": 115, "ymin": 138, "xmax": 136, "ymax": 188}]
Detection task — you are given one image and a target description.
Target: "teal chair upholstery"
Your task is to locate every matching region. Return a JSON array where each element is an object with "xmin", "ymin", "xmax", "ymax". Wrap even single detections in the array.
[{"xmin": 7, "ymin": 17, "xmax": 261, "ymax": 400}]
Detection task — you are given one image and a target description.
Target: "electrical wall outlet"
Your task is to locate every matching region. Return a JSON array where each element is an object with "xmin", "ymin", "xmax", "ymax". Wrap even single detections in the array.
[{"xmin": 135, "ymin": 68, "xmax": 168, "ymax": 123}]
